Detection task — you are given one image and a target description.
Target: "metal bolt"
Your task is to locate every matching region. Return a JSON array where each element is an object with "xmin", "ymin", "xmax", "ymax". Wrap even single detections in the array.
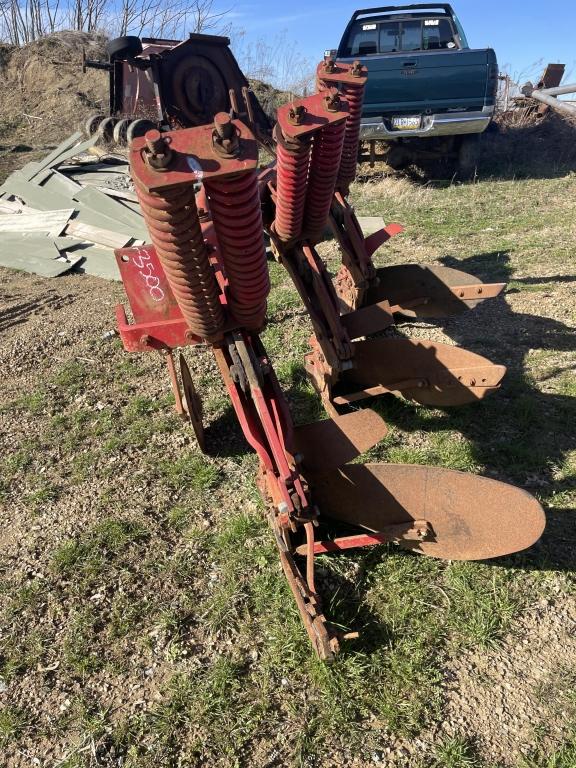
[
  {"xmin": 323, "ymin": 55, "xmax": 336, "ymax": 74},
  {"xmin": 140, "ymin": 334, "xmax": 151, "ymax": 345},
  {"xmin": 324, "ymin": 89, "xmax": 341, "ymax": 112},
  {"xmin": 288, "ymin": 104, "xmax": 305, "ymax": 125},
  {"xmin": 145, "ymin": 129, "xmax": 166, "ymax": 155},
  {"xmin": 213, "ymin": 112, "xmax": 234, "ymax": 139},
  {"xmin": 351, "ymin": 59, "xmax": 363, "ymax": 78}
]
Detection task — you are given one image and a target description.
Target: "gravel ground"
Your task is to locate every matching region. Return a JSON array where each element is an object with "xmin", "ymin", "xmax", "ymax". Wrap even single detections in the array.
[{"xmin": 0, "ymin": 167, "xmax": 575, "ymax": 767}]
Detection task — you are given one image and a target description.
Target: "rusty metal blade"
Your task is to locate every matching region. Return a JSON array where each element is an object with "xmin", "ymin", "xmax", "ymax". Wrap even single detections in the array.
[
  {"xmin": 338, "ymin": 337, "xmax": 506, "ymax": 406},
  {"xmin": 179, "ymin": 353, "xmax": 205, "ymax": 451},
  {"xmin": 292, "ymin": 409, "xmax": 388, "ymax": 473},
  {"xmin": 311, "ymin": 463, "xmax": 545, "ymax": 561},
  {"xmin": 340, "ymin": 300, "xmax": 394, "ymax": 339},
  {"xmin": 365, "ymin": 264, "xmax": 505, "ymax": 318}
]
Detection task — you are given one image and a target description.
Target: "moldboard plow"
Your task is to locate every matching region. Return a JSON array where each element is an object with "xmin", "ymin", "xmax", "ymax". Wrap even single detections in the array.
[
  {"xmin": 260, "ymin": 57, "xmax": 507, "ymax": 412},
  {"xmin": 114, "ymin": 63, "xmax": 545, "ymax": 659}
]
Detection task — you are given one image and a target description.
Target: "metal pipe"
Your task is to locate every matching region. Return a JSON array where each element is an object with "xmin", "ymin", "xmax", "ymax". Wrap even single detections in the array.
[
  {"xmin": 540, "ymin": 83, "xmax": 576, "ymax": 97},
  {"xmin": 529, "ymin": 89, "xmax": 576, "ymax": 116}
]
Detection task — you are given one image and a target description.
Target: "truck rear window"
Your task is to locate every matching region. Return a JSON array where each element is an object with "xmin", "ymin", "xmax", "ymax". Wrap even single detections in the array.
[{"xmin": 342, "ymin": 17, "xmax": 457, "ymax": 56}]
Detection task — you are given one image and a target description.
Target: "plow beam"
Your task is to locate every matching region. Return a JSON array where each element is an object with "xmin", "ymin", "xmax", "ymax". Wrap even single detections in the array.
[{"xmin": 307, "ymin": 463, "xmax": 546, "ymax": 561}]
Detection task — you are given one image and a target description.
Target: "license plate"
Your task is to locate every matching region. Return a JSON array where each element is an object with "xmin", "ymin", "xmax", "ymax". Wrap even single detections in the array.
[{"xmin": 391, "ymin": 116, "xmax": 422, "ymax": 130}]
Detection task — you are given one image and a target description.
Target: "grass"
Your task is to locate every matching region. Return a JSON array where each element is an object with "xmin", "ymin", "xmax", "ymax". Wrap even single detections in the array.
[{"xmin": 0, "ymin": 141, "xmax": 575, "ymax": 767}]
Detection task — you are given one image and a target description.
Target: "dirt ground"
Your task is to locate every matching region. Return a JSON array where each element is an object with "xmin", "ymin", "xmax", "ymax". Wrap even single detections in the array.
[
  {"xmin": 1, "ymin": 159, "xmax": 575, "ymax": 766},
  {"xmin": 1, "ymin": 31, "xmax": 576, "ymax": 768}
]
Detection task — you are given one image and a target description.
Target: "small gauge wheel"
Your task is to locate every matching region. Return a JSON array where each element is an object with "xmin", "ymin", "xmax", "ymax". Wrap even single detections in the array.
[{"xmin": 179, "ymin": 353, "xmax": 206, "ymax": 452}]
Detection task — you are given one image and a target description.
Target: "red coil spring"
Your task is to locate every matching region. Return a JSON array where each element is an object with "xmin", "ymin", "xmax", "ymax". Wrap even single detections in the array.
[
  {"xmin": 136, "ymin": 183, "xmax": 225, "ymax": 340},
  {"xmin": 337, "ymin": 80, "xmax": 366, "ymax": 195},
  {"xmin": 204, "ymin": 171, "xmax": 270, "ymax": 331},
  {"xmin": 273, "ymin": 124, "xmax": 312, "ymax": 242},
  {"xmin": 304, "ymin": 120, "xmax": 346, "ymax": 244}
]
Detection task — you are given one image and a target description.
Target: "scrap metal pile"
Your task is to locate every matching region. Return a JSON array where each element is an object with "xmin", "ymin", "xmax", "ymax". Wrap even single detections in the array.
[
  {"xmin": 114, "ymin": 55, "xmax": 545, "ymax": 659},
  {"xmin": 0, "ymin": 133, "xmax": 148, "ymax": 279}
]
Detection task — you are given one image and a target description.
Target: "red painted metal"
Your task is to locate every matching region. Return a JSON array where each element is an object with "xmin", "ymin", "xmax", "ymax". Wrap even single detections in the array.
[
  {"xmin": 115, "ymin": 244, "xmax": 183, "ymax": 324},
  {"xmin": 115, "ymin": 304, "xmax": 193, "ymax": 352},
  {"xmin": 114, "ymin": 244, "xmax": 197, "ymax": 352},
  {"xmin": 314, "ymin": 62, "xmax": 368, "ymax": 197},
  {"xmin": 300, "ymin": 532, "xmax": 401, "ymax": 555},
  {"xmin": 304, "ymin": 119, "xmax": 347, "ymax": 244},
  {"xmin": 276, "ymin": 91, "xmax": 349, "ymax": 140},
  {"xmin": 204, "ymin": 170, "xmax": 270, "ymax": 330},
  {"xmin": 134, "ymin": 181, "xmax": 225, "ymax": 340},
  {"xmin": 273, "ymin": 125, "xmax": 312, "ymax": 242},
  {"xmin": 336, "ymin": 78, "xmax": 366, "ymax": 195},
  {"xmin": 129, "ymin": 120, "xmax": 259, "ymax": 193}
]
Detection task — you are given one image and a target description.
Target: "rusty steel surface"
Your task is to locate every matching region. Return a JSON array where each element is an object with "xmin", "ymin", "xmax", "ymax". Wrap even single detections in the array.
[
  {"xmin": 366, "ymin": 264, "xmax": 506, "ymax": 318},
  {"xmin": 179, "ymin": 353, "xmax": 206, "ymax": 451},
  {"xmin": 339, "ymin": 300, "xmax": 394, "ymax": 339},
  {"xmin": 291, "ymin": 409, "xmax": 388, "ymax": 473},
  {"xmin": 130, "ymin": 120, "xmax": 259, "ymax": 194},
  {"xmin": 276, "ymin": 91, "xmax": 349, "ymax": 140},
  {"xmin": 336, "ymin": 338, "xmax": 506, "ymax": 406},
  {"xmin": 309, "ymin": 464, "xmax": 546, "ymax": 561},
  {"xmin": 316, "ymin": 59, "xmax": 368, "ymax": 89}
]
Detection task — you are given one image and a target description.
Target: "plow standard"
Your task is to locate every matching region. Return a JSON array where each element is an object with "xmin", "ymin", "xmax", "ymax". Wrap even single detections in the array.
[{"xmin": 114, "ymin": 55, "xmax": 545, "ymax": 659}]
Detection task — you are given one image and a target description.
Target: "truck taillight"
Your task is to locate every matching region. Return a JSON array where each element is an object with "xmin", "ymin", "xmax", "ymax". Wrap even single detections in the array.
[{"xmin": 487, "ymin": 63, "xmax": 498, "ymax": 101}]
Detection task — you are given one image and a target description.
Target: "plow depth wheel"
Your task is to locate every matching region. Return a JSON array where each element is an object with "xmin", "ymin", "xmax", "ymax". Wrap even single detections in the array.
[{"xmin": 179, "ymin": 354, "xmax": 205, "ymax": 451}]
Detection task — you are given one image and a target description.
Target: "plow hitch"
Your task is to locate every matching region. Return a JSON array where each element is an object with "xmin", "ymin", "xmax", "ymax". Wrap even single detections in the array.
[{"xmin": 113, "ymin": 65, "xmax": 545, "ymax": 660}]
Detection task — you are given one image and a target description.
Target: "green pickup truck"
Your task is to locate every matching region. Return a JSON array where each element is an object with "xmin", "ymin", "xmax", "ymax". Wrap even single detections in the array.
[{"xmin": 335, "ymin": 3, "xmax": 498, "ymax": 173}]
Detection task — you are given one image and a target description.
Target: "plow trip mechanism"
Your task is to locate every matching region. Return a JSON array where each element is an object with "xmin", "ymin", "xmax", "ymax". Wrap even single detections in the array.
[{"xmin": 115, "ymin": 57, "xmax": 545, "ymax": 660}]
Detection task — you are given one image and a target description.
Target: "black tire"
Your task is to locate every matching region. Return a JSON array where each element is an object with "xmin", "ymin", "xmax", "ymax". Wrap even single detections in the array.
[
  {"xmin": 113, "ymin": 118, "xmax": 131, "ymax": 146},
  {"xmin": 107, "ymin": 36, "xmax": 143, "ymax": 60},
  {"xmin": 85, "ymin": 113, "xmax": 104, "ymax": 137},
  {"xmin": 386, "ymin": 144, "xmax": 409, "ymax": 170},
  {"xmin": 97, "ymin": 116, "xmax": 119, "ymax": 142},
  {"xmin": 126, "ymin": 119, "xmax": 157, "ymax": 145},
  {"xmin": 457, "ymin": 134, "xmax": 481, "ymax": 179}
]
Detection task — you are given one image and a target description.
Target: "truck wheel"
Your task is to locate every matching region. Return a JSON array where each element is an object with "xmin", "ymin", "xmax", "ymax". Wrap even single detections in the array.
[
  {"xmin": 457, "ymin": 135, "xmax": 481, "ymax": 179},
  {"xmin": 107, "ymin": 36, "xmax": 143, "ymax": 60},
  {"xmin": 386, "ymin": 145, "xmax": 409, "ymax": 170}
]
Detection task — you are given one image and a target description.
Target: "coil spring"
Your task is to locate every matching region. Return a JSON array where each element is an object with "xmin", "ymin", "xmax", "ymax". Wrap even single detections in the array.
[
  {"xmin": 204, "ymin": 171, "xmax": 270, "ymax": 331},
  {"xmin": 136, "ymin": 183, "xmax": 225, "ymax": 340},
  {"xmin": 273, "ymin": 123, "xmax": 312, "ymax": 242},
  {"xmin": 304, "ymin": 120, "xmax": 346, "ymax": 243},
  {"xmin": 337, "ymin": 80, "xmax": 366, "ymax": 195}
]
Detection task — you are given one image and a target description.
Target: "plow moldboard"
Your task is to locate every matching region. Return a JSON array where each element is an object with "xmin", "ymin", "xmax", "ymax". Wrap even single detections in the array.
[
  {"xmin": 311, "ymin": 464, "xmax": 545, "ymax": 561},
  {"xmin": 340, "ymin": 337, "xmax": 506, "ymax": 406},
  {"xmin": 366, "ymin": 264, "xmax": 505, "ymax": 318},
  {"xmin": 291, "ymin": 409, "xmax": 388, "ymax": 473}
]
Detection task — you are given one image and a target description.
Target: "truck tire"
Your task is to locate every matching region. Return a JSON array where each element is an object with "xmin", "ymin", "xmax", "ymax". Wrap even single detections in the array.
[
  {"xmin": 457, "ymin": 134, "xmax": 481, "ymax": 179},
  {"xmin": 385, "ymin": 144, "xmax": 409, "ymax": 170},
  {"xmin": 107, "ymin": 36, "xmax": 143, "ymax": 60}
]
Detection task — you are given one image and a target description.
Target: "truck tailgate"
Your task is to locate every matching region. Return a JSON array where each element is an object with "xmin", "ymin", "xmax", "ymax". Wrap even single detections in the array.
[{"xmin": 362, "ymin": 49, "xmax": 491, "ymax": 116}]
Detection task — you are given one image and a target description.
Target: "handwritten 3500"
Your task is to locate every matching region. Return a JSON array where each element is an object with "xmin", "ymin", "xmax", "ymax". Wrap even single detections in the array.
[{"xmin": 132, "ymin": 248, "xmax": 165, "ymax": 302}]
